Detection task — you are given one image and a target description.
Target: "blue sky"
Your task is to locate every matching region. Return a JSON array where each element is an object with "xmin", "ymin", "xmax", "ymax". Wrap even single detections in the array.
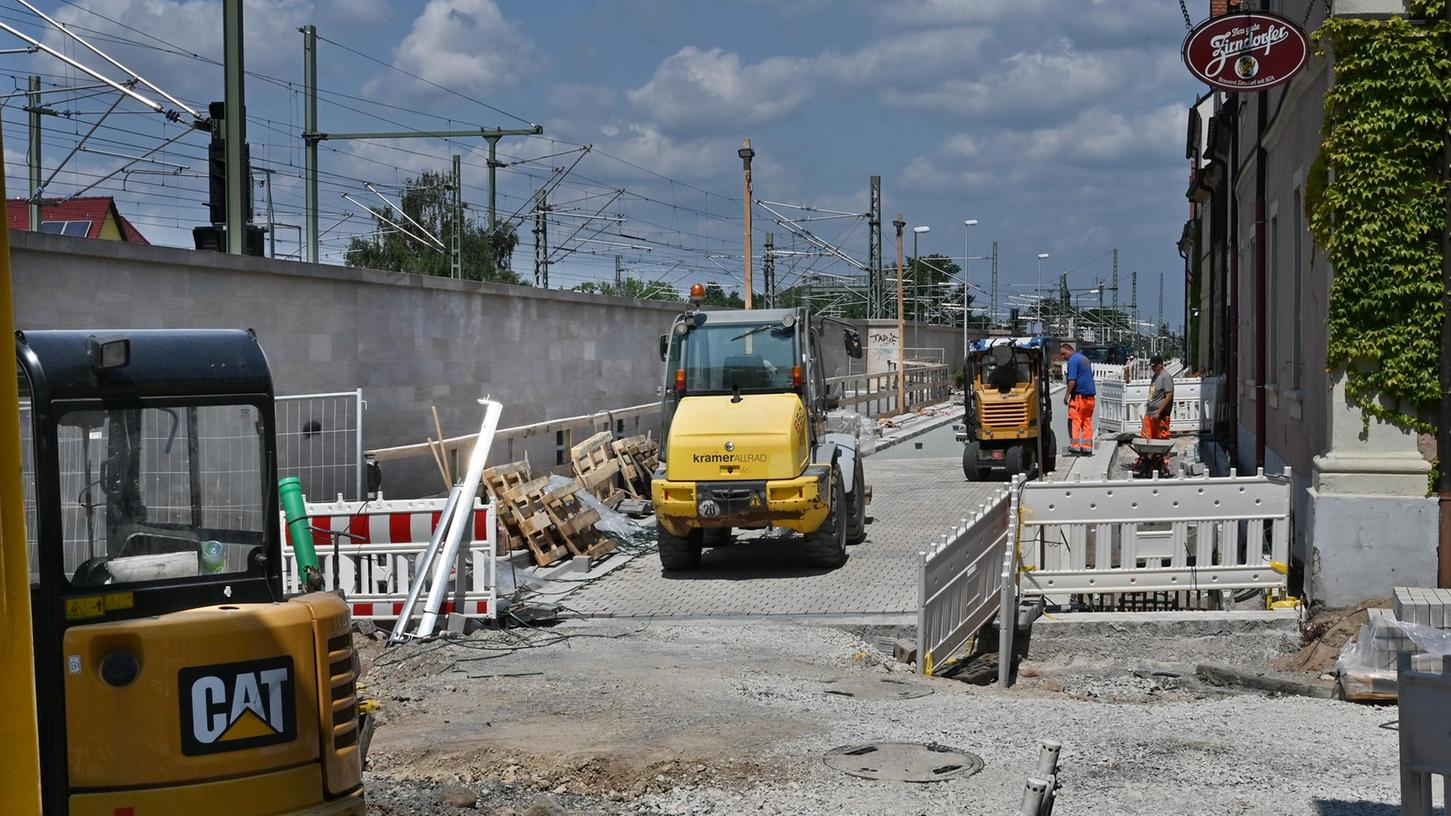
[{"xmin": 0, "ymin": 0, "xmax": 1204, "ymax": 327}]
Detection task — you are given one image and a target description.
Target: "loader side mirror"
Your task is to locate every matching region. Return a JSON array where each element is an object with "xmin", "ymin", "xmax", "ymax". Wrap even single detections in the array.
[
  {"xmin": 843, "ymin": 329, "xmax": 863, "ymax": 359},
  {"xmin": 659, "ymin": 334, "xmax": 669, "ymax": 361}
]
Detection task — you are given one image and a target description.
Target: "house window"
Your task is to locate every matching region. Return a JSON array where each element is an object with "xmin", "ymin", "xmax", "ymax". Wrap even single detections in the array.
[
  {"xmin": 1268, "ymin": 212, "xmax": 1279, "ymax": 389},
  {"xmin": 1292, "ymin": 185, "xmax": 1305, "ymax": 392},
  {"xmin": 39, "ymin": 220, "xmax": 92, "ymax": 237}
]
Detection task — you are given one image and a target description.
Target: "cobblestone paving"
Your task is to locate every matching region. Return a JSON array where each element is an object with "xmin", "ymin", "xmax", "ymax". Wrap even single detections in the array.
[{"xmin": 560, "ymin": 456, "xmax": 1004, "ymax": 618}]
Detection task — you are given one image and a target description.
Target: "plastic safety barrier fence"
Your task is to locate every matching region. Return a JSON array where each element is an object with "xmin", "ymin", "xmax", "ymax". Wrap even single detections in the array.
[
  {"xmin": 281, "ymin": 496, "xmax": 497, "ymax": 621},
  {"xmin": 1017, "ymin": 468, "xmax": 1290, "ymax": 599},
  {"xmin": 916, "ymin": 485, "xmax": 1014, "ymax": 676}
]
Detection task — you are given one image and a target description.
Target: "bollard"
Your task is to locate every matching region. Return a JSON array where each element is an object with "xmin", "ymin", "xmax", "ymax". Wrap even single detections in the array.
[
  {"xmin": 1036, "ymin": 739, "xmax": 1061, "ymax": 776},
  {"xmin": 1018, "ymin": 776, "xmax": 1050, "ymax": 816}
]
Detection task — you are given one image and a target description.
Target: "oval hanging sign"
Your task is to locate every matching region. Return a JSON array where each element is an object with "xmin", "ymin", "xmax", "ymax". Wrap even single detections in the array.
[{"xmin": 1182, "ymin": 11, "xmax": 1308, "ymax": 92}]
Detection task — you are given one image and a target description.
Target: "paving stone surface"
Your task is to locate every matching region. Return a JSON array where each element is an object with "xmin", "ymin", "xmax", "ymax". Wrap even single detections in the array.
[{"xmin": 560, "ymin": 456, "xmax": 1003, "ymax": 618}]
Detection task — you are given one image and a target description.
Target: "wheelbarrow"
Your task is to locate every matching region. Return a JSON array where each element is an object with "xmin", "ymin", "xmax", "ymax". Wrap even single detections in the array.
[{"xmin": 1128, "ymin": 436, "xmax": 1174, "ymax": 479}]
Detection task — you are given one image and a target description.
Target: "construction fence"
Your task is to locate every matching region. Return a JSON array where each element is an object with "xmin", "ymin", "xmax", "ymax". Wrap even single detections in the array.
[
  {"xmin": 276, "ymin": 389, "xmax": 365, "ymax": 501},
  {"xmin": 917, "ymin": 468, "xmax": 1291, "ymax": 685}
]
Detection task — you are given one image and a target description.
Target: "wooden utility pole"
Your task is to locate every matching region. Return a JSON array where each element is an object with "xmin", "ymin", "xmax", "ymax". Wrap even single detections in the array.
[
  {"xmin": 739, "ymin": 138, "xmax": 755, "ymax": 309},
  {"xmin": 895, "ymin": 212, "xmax": 906, "ymax": 413}
]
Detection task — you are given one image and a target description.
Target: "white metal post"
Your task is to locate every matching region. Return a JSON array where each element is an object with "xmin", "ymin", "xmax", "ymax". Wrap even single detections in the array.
[{"xmin": 418, "ymin": 399, "xmax": 502, "ymax": 637}]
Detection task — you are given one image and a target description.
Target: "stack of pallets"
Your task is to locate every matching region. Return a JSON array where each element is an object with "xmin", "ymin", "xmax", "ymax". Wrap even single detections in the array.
[
  {"xmin": 481, "ymin": 460, "xmax": 615, "ymax": 567},
  {"xmin": 570, "ymin": 431, "xmax": 626, "ymax": 507},
  {"xmin": 611, "ymin": 434, "xmax": 660, "ymax": 499}
]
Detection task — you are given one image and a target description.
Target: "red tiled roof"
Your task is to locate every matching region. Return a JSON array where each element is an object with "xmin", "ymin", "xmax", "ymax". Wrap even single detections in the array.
[{"xmin": 5, "ymin": 197, "xmax": 150, "ymax": 244}]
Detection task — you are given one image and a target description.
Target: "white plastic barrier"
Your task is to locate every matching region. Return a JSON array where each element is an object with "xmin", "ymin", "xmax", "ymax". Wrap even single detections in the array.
[
  {"xmin": 916, "ymin": 486, "xmax": 1014, "ymax": 675},
  {"xmin": 282, "ymin": 496, "xmax": 497, "ymax": 621},
  {"xmin": 1096, "ymin": 372, "xmax": 1223, "ymax": 436},
  {"xmin": 1017, "ymin": 469, "xmax": 1290, "ymax": 597}
]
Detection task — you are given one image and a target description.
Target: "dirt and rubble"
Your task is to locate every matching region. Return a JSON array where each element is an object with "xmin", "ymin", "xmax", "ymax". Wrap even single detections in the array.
[{"xmin": 357, "ymin": 614, "xmax": 1407, "ymax": 815}]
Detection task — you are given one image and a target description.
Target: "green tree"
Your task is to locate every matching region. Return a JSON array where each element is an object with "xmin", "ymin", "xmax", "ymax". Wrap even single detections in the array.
[
  {"xmin": 344, "ymin": 170, "xmax": 523, "ymax": 284},
  {"xmin": 702, "ymin": 282, "xmax": 745, "ymax": 309},
  {"xmin": 572, "ymin": 276, "xmax": 684, "ymax": 302}
]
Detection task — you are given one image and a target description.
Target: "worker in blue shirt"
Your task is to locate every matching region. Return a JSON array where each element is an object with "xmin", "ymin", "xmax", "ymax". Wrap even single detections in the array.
[{"xmin": 1060, "ymin": 342, "xmax": 1096, "ymax": 455}]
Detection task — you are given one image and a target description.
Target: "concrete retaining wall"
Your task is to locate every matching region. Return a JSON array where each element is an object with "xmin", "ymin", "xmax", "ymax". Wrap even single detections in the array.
[{"xmin": 10, "ymin": 231, "xmax": 967, "ymax": 496}]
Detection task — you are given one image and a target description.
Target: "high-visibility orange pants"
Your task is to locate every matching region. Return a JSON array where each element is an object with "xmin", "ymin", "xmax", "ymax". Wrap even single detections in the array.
[
  {"xmin": 1142, "ymin": 414, "xmax": 1172, "ymax": 440},
  {"xmin": 1069, "ymin": 394, "xmax": 1095, "ymax": 452}
]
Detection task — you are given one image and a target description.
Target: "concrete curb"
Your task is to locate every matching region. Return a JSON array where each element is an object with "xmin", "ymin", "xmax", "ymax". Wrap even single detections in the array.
[
  {"xmin": 1196, "ymin": 662, "xmax": 1339, "ymax": 699},
  {"xmin": 869, "ymin": 402, "xmax": 961, "ymax": 457}
]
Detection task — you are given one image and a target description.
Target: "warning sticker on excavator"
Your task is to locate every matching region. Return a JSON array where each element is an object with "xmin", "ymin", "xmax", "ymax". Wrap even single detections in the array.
[{"xmin": 63, "ymin": 591, "xmax": 133, "ymax": 620}]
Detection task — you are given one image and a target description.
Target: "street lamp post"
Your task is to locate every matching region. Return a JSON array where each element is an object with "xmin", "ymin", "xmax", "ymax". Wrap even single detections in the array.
[
  {"xmin": 964, "ymin": 219, "xmax": 978, "ymax": 362},
  {"xmin": 912, "ymin": 226, "xmax": 930, "ymax": 355}
]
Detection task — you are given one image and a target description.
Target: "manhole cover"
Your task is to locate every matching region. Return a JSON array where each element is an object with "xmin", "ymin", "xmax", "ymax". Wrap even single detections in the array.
[
  {"xmin": 823, "ymin": 742, "xmax": 983, "ymax": 783},
  {"xmin": 821, "ymin": 677, "xmax": 934, "ymax": 700}
]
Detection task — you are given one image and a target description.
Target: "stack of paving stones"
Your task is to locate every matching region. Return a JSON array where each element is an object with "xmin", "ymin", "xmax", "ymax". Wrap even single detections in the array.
[{"xmin": 1394, "ymin": 586, "xmax": 1451, "ymax": 630}]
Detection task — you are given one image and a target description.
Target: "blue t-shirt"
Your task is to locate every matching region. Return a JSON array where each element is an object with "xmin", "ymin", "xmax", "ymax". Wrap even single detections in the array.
[{"xmin": 1065, "ymin": 352, "xmax": 1096, "ymax": 396}]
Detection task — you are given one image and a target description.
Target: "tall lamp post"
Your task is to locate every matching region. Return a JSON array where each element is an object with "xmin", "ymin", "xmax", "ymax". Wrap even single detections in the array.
[
  {"xmin": 912, "ymin": 225, "xmax": 931, "ymax": 331},
  {"xmin": 963, "ymin": 219, "xmax": 978, "ymax": 362},
  {"xmin": 894, "ymin": 213, "xmax": 907, "ymax": 413}
]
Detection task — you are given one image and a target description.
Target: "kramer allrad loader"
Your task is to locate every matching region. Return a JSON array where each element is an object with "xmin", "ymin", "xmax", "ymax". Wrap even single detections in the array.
[
  {"xmin": 959, "ymin": 336, "xmax": 1056, "ymax": 480},
  {"xmin": 651, "ymin": 286, "xmax": 868, "ymax": 570},
  {"xmin": 15, "ymin": 329, "xmax": 366, "ymax": 816}
]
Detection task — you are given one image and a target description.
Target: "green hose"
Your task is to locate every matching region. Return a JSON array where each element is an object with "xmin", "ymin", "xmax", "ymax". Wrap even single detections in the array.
[{"xmin": 279, "ymin": 476, "xmax": 324, "ymax": 591}]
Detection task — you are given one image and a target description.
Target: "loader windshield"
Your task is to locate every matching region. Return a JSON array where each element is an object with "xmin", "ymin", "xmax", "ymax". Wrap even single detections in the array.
[
  {"xmin": 670, "ymin": 321, "xmax": 799, "ymax": 393},
  {"xmin": 57, "ymin": 402, "xmax": 268, "ymax": 588}
]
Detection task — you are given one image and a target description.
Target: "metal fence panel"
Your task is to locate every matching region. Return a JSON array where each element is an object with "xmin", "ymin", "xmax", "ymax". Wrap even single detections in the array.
[
  {"xmin": 917, "ymin": 486, "xmax": 1013, "ymax": 675},
  {"xmin": 275, "ymin": 389, "xmax": 364, "ymax": 501}
]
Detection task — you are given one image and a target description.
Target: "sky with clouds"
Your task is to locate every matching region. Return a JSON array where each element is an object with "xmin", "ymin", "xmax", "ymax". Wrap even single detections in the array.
[{"xmin": 0, "ymin": 0, "xmax": 1204, "ymax": 328}]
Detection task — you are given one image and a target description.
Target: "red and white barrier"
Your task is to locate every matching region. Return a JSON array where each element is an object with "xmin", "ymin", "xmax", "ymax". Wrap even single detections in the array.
[{"xmin": 281, "ymin": 496, "xmax": 497, "ymax": 622}]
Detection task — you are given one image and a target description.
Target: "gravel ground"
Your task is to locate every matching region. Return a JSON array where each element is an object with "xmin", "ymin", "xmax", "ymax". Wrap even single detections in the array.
[{"xmin": 358, "ymin": 615, "xmax": 1412, "ymax": 816}]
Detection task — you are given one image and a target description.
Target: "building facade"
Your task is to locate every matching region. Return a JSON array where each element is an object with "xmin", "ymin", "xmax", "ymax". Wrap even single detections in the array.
[{"xmin": 1184, "ymin": 0, "xmax": 1437, "ymax": 605}]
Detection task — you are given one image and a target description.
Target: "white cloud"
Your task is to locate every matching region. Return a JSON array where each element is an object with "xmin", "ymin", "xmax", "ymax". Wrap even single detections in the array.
[
  {"xmin": 375, "ymin": 0, "xmax": 540, "ymax": 98},
  {"xmin": 626, "ymin": 47, "xmax": 812, "ymax": 131},
  {"xmin": 42, "ymin": 0, "xmax": 312, "ymax": 102},
  {"xmin": 323, "ymin": 0, "xmax": 389, "ymax": 24},
  {"xmin": 880, "ymin": 47, "xmax": 1183, "ymax": 124}
]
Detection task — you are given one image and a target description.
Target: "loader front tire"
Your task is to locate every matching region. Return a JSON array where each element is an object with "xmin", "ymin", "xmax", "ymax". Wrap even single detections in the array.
[
  {"xmin": 657, "ymin": 524, "xmax": 703, "ymax": 571},
  {"xmin": 802, "ymin": 467, "xmax": 848, "ymax": 569}
]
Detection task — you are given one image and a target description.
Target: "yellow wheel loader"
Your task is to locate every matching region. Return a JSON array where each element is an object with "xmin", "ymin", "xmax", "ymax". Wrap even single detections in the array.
[
  {"xmin": 958, "ymin": 336, "xmax": 1056, "ymax": 480},
  {"xmin": 14, "ymin": 329, "xmax": 365, "ymax": 816},
  {"xmin": 651, "ymin": 289, "xmax": 867, "ymax": 570}
]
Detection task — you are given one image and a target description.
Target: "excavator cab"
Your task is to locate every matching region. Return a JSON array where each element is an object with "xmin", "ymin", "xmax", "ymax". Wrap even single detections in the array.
[{"xmin": 17, "ymin": 329, "xmax": 364, "ymax": 816}]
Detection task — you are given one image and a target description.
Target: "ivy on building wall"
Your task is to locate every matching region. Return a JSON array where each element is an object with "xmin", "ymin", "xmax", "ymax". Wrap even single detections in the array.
[{"xmin": 1310, "ymin": 3, "xmax": 1444, "ymax": 433}]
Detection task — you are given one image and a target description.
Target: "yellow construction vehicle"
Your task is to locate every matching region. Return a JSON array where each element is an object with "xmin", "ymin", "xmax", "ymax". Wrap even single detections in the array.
[
  {"xmin": 651, "ymin": 287, "xmax": 867, "ymax": 569},
  {"xmin": 13, "ymin": 329, "xmax": 365, "ymax": 816},
  {"xmin": 959, "ymin": 336, "xmax": 1056, "ymax": 480}
]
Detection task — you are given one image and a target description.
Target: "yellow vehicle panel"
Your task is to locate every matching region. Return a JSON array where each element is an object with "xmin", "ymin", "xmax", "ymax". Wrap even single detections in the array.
[
  {"xmin": 64, "ymin": 601, "xmax": 322, "ymax": 789},
  {"xmin": 653, "ymin": 470, "xmax": 831, "ymax": 536},
  {"xmin": 666, "ymin": 393, "xmax": 808, "ymax": 482},
  {"xmin": 68, "ymin": 763, "xmax": 364, "ymax": 816},
  {"xmin": 973, "ymin": 383, "xmax": 1040, "ymax": 441}
]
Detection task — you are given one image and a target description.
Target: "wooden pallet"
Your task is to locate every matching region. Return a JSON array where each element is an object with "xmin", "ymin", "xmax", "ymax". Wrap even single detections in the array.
[
  {"xmin": 610, "ymin": 434, "xmax": 660, "ymax": 499},
  {"xmin": 482, "ymin": 462, "xmax": 569, "ymax": 566},
  {"xmin": 539, "ymin": 480, "xmax": 615, "ymax": 559},
  {"xmin": 571, "ymin": 431, "xmax": 625, "ymax": 507}
]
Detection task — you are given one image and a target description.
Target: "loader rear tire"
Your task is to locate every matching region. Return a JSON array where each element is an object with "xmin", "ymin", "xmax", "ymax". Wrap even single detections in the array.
[
  {"xmin": 803, "ymin": 467, "xmax": 848, "ymax": 569},
  {"xmin": 846, "ymin": 455, "xmax": 867, "ymax": 545},
  {"xmin": 657, "ymin": 524, "xmax": 703, "ymax": 571}
]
